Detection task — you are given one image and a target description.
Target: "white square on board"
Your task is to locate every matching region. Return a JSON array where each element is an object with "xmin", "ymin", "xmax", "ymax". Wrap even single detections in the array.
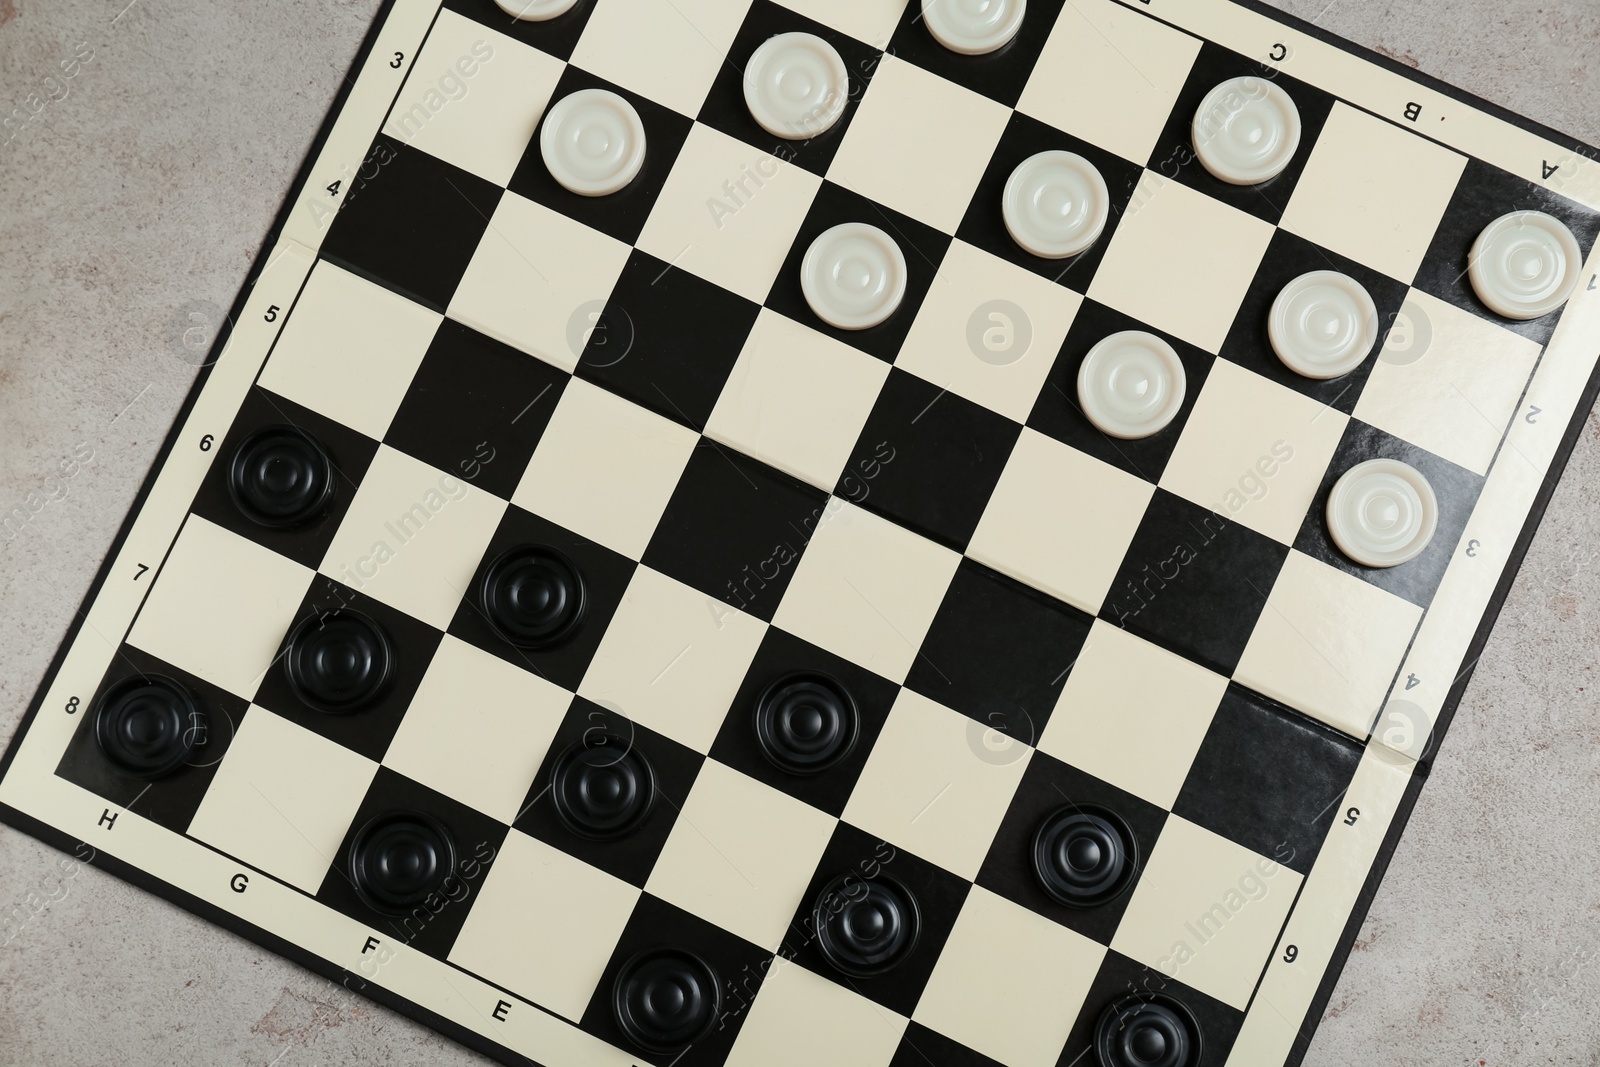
[
  {"xmin": 513, "ymin": 378, "xmax": 699, "ymax": 560},
  {"xmin": 914, "ymin": 886, "xmax": 1104, "ymax": 1067},
  {"xmin": 842, "ymin": 689, "xmax": 1029, "ymax": 880},
  {"xmin": 128, "ymin": 517, "xmax": 312, "ymax": 701},
  {"xmin": 828, "ymin": 55, "xmax": 1010, "ymax": 234},
  {"xmin": 772, "ymin": 0, "xmax": 907, "ymax": 47},
  {"xmin": 1235, "ymin": 550, "xmax": 1423, "ymax": 739},
  {"xmin": 1159, "ymin": 358, "xmax": 1347, "ymax": 545},
  {"xmin": 572, "ymin": 0, "xmax": 753, "ymax": 117},
  {"xmin": 1355, "ymin": 289, "xmax": 1541, "ymax": 475},
  {"xmin": 637, "ymin": 124, "xmax": 822, "ymax": 304},
  {"xmin": 448, "ymin": 830, "xmax": 639, "ymax": 1021},
  {"xmin": 318, "ymin": 445, "xmax": 506, "ymax": 630},
  {"xmin": 448, "ymin": 191, "xmax": 632, "ymax": 373},
  {"xmin": 381, "ymin": 635, "xmax": 570, "ymax": 823},
  {"xmin": 646, "ymin": 761, "xmax": 836, "ymax": 951},
  {"xmin": 704, "ymin": 309, "xmax": 890, "ymax": 493},
  {"xmin": 1040, "ymin": 620, "xmax": 1227, "ymax": 809},
  {"xmin": 1280, "ymin": 102, "xmax": 1467, "ymax": 285},
  {"xmin": 772, "ymin": 500, "xmax": 960, "ymax": 683},
  {"xmin": 579, "ymin": 566, "xmax": 767, "ymax": 753},
  {"xmin": 1018, "ymin": 0, "xmax": 1201, "ymax": 166},
  {"xmin": 1088, "ymin": 173, "xmax": 1276, "ymax": 354},
  {"xmin": 258, "ymin": 260, "xmax": 441, "ymax": 441},
  {"xmin": 725, "ymin": 958, "xmax": 908, "ymax": 1067},
  {"xmin": 382, "ymin": 11, "xmax": 563, "ymax": 186},
  {"xmin": 967, "ymin": 428, "xmax": 1154, "ymax": 615},
  {"xmin": 1111, "ymin": 815, "xmax": 1301, "ymax": 1011},
  {"xmin": 895, "ymin": 240, "xmax": 1082, "ymax": 422},
  {"xmin": 188, "ymin": 707, "xmax": 377, "ymax": 893}
]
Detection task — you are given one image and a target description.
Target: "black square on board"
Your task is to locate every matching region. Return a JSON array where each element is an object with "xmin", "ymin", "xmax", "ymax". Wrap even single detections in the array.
[
  {"xmin": 384, "ymin": 318, "xmax": 569, "ymax": 499},
  {"xmin": 581, "ymin": 893, "xmax": 772, "ymax": 1067},
  {"xmin": 55, "ymin": 646, "xmax": 250, "ymax": 836},
  {"xmin": 321, "ymin": 135, "xmax": 502, "ymax": 312},
  {"xmin": 576, "ymin": 249, "xmax": 762, "ymax": 431},
  {"xmin": 1292, "ymin": 419, "xmax": 1483, "ymax": 606},
  {"xmin": 513, "ymin": 697, "xmax": 704, "ymax": 888},
  {"xmin": 643, "ymin": 441, "xmax": 830, "ymax": 622},
  {"xmin": 316, "ymin": 766, "xmax": 511, "ymax": 962},
  {"xmin": 449, "ymin": 505, "xmax": 637, "ymax": 691},
  {"xmin": 842, "ymin": 368, "xmax": 1021, "ymax": 550},
  {"xmin": 976, "ymin": 751, "xmax": 1168, "ymax": 947},
  {"xmin": 1173, "ymin": 685, "xmax": 1363, "ymax": 876},
  {"xmin": 956, "ymin": 111, "xmax": 1145, "ymax": 292},
  {"xmin": 191, "ymin": 387, "xmax": 380, "ymax": 570},
  {"xmin": 906, "ymin": 559, "xmax": 1091, "ymax": 741},
  {"xmin": 1412, "ymin": 156, "xmax": 1600, "ymax": 346},
  {"xmin": 781, "ymin": 821, "xmax": 971, "ymax": 1017},
  {"xmin": 1217, "ymin": 229, "xmax": 1409, "ymax": 414},
  {"xmin": 891, "ymin": 1023, "xmax": 1006, "ymax": 1067},
  {"xmin": 886, "ymin": 0, "xmax": 1067, "ymax": 108},
  {"xmin": 708, "ymin": 626, "xmax": 901, "ymax": 817},
  {"xmin": 441, "ymin": 0, "xmax": 597, "ymax": 61},
  {"xmin": 1103, "ymin": 490, "xmax": 1290, "ymax": 675},
  {"xmin": 508, "ymin": 66, "xmax": 694, "ymax": 245},
  {"xmin": 765, "ymin": 181, "xmax": 951, "ymax": 362},
  {"xmin": 697, "ymin": 0, "xmax": 884, "ymax": 177},
  {"xmin": 1057, "ymin": 950, "xmax": 1244, "ymax": 1067},
  {"xmin": 1145, "ymin": 43, "xmax": 1337, "ymax": 226},
  {"xmin": 252, "ymin": 577, "xmax": 445, "ymax": 762},
  {"xmin": 1027, "ymin": 300, "xmax": 1216, "ymax": 485}
]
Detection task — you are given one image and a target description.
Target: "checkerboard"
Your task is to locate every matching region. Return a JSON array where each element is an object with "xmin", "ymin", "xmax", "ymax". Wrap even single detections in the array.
[{"xmin": 5, "ymin": 1, "xmax": 1600, "ymax": 1065}]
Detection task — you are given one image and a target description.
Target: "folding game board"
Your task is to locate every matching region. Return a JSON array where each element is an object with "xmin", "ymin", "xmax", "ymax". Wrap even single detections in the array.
[{"xmin": 4, "ymin": 1, "xmax": 1600, "ymax": 1065}]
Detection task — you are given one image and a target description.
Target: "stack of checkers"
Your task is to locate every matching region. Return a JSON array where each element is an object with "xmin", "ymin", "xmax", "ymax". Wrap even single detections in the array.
[{"xmin": 37, "ymin": 1, "xmax": 1600, "ymax": 1067}]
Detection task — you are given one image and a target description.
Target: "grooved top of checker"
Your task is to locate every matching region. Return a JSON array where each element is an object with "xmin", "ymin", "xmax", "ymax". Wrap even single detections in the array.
[{"xmin": 16, "ymin": 2, "xmax": 1600, "ymax": 1067}]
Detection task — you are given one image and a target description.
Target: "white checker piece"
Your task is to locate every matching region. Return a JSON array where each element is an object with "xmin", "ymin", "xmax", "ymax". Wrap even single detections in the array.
[
  {"xmin": 540, "ymin": 89, "xmax": 648, "ymax": 196},
  {"xmin": 743, "ymin": 32, "xmax": 849, "ymax": 139}
]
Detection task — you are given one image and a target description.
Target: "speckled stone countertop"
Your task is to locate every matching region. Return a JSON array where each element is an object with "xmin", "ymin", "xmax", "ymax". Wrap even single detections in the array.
[{"xmin": 1, "ymin": 1, "xmax": 1598, "ymax": 1063}]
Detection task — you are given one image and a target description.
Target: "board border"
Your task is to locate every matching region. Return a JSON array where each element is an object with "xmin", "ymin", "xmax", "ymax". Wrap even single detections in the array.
[{"xmin": 3, "ymin": 3, "xmax": 1599, "ymax": 1066}]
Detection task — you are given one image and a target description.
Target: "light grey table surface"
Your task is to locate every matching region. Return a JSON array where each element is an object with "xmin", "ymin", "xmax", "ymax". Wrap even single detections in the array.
[{"xmin": 2, "ymin": 1, "xmax": 1598, "ymax": 1064}]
